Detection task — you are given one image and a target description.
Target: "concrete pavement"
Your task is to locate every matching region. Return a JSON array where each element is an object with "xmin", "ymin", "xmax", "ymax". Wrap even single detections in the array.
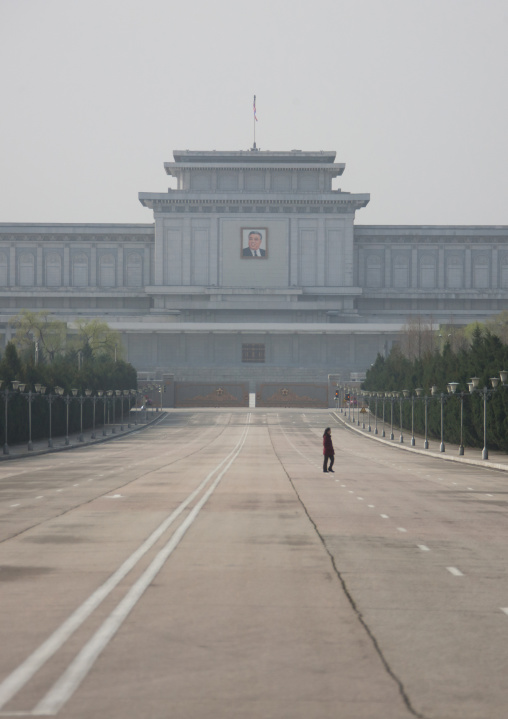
[{"xmin": 0, "ymin": 409, "xmax": 507, "ymax": 718}]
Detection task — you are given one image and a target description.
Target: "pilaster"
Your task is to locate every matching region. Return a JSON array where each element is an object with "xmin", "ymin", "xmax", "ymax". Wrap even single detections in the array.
[
  {"xmin": 438, "ymin": 247, "xmax": 445, "ymax": 288},
  {"xmin": 36, "ymin": 245, "xmax": 43, "ymax": 286},
  {"xmin": 63, "ymin": 245, "xmax": 70, "ymax": 286},
  {"xmin": 9, "ymin": 245, "xmax": 15, "ymax": 286},
  {"xmin": 154, "ymin": 213, "xmax": 164, "ymax": 285}
]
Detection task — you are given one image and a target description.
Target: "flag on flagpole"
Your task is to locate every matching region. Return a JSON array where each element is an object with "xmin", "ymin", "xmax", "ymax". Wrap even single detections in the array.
[{"xmin": 253, "ymin": 95, "xmax": 258, "ymax": 122}]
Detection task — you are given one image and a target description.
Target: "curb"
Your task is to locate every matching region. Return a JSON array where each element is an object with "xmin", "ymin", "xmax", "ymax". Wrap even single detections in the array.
[
  {"xmin": 332, "ymin": 411, "xmax": 508, "ymax": 474},
  {"xmin": 0, "ymin": 412, "xmax": 168, "ymax": 462}
]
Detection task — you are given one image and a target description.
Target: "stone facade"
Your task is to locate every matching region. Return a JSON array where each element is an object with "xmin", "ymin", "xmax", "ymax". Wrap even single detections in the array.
[{"xmin": 0, "ymin": 149, "xmax": 507, "ymax": 383}]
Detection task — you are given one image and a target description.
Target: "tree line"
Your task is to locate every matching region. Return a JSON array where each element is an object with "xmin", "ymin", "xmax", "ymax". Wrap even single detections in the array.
[
  {"xmin": 0, "ymin": 311, "xmax": 137, "ymax": 446},
  {"xmin": 362, "ymin": 326, "xmax": 508, "ymax": 452}
]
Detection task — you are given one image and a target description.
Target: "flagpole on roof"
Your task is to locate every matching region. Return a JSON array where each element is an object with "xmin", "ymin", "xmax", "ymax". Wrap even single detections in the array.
[{"xmin": 252, "ymin": 95, "xmax": 258, "ymax": 151}]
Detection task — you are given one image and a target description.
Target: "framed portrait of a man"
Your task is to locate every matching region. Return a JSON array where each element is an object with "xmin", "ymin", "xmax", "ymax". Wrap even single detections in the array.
[{"xmin": 241, "ymin": 228, "xmax": 268, "ymax": 259}]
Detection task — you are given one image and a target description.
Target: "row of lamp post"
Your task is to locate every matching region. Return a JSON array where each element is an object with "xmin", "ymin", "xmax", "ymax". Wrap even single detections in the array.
[
  {"xmin": 0, "ymin": 383, "xmax": 147, "ymax": 454},
  {"xmin": 336, "ymin": 371, "xmax": 508, "ymax": 458}
]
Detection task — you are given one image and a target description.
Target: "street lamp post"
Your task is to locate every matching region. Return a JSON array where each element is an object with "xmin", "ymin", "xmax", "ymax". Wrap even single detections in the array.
[
  {"xmin": 380, "ymin": 392, "xmax": 386, "ymax": 437},
  {"xmin": 18, "ymin": 382, "xmax": 35, "ymax": 451},
  {"xmin": 55, "ymin": 387, "xmax": 71, "ymax": 445},
  {"xmin": 447, "ymin": 382, "xmax": 464, "ymax": 455},
  {"xmin": 403, "ymin": 389, "xmax": 415, "ymax": 447},
  {"xmin": 123, "ymin": 390, "xmax": 131, "ymax": 428},
  {"xmin": 398, "ymin": 391, "xmax": 404, "ymax": 444},
  {"xmin": 0, "ymin": 381, "xmax": 14, "ymax": 455},
  {"xmin": 85, "ymin": 389, "xmax": 95, "ymax": 438},
  {"xmin": 99, "ymin": 391, "xmax": 108, "ymax": 436},
  {"xmin": 107, "ymin": 390, "xmax": 116, "ymax": 432},
  {"xmin": 71, "ymin": 389, "xmax": 85, "ymax": 442},
  {"xmin": 366, "ymin": 392, "xmax": 371, "ymax": 432},
  {"xmin": 389, "ymin": 392, "xmax": 395, "ymax": 440},
  {"xmin": 130, "ymin": 389, "xmax": 138, "ymax": 425},
  {"xmin": 430, "ymin": 385, "xmax": 446, "ymax": 453},
  {"xmin": 116, "ymin": 390, "xmax": 124, "ymax": 431},
  {"xmin": 415, "ymin": 388, "xmax": 429, "ymax": 449},
  {"xmin": 38, "ymin": 386, "xmax": 58, "ymax": 448},
  {"xmin": 373, "ymin": 392, "xmax": 378, "ymax": 435}
]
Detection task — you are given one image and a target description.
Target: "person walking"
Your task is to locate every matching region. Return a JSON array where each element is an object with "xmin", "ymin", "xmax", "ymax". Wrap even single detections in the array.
[{"xmin": 323, "ymin": 427, "xmax": 335, "ymax": 473}]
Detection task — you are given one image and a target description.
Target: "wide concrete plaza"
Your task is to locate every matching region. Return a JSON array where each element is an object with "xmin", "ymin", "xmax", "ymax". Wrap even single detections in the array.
[{"xmin": 0, "ymin": 410, "xmax": 507, "ymax": 719}]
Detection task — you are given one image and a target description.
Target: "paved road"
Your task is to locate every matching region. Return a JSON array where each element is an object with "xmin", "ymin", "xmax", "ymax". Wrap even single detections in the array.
[{"xmin": 0, "ymin": 410, "xmax": 507, "ymax": 718}]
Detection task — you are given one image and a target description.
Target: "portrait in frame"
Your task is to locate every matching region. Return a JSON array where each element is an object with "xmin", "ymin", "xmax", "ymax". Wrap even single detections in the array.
[{"xmin": 241, "ymin": 228, "xmax": 268, "ymax": 259}]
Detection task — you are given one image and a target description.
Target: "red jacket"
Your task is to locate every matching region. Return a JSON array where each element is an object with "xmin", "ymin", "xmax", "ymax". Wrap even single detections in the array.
[{"xmin": 323, "ymin": 433, "xmax": 334, "ymax": 456}]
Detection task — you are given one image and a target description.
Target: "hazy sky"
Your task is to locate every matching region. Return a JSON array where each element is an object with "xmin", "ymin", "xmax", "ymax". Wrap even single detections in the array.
[{"xmin": 1, "ymin": 0, "xmax": 507, "ymax": 226}]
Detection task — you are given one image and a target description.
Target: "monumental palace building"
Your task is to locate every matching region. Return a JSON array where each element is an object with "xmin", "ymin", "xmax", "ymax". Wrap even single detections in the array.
[{"xmin": 1, "ymin": 149, "xmax": 507, "ymax": 406}]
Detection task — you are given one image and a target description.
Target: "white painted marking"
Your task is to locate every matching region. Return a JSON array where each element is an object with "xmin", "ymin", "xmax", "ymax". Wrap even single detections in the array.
[
  {"xmin": 468, "ymin": 488, "xmax": 473, "ymax": 491},
  {"xmin": 368, "ymin": 505, "xmax": 375, "ymax": 508},
  {"xmin": 486, "ymin": 494, "xmax": 493, "ymax": 497},
  {"xmin": 417, "ymin": 545, "xmax": 430, "ymax": 551},
  {"xmin": 104, "ymin": 495, "xmax": 123, "ymax": 499},
  {"xmin": 36, "ymin": 496, "xmax": 43, "ymax": 500},
  {"xmin": 0, "ymin": 419, "xmax": 251, "ymax": 713},
  {"xmin": 357, "ymin": 497, "xmax": 364, "ymax": 501},
  {"xmin": 56, "ymin": 489, "xmax": 63, "ymax": 493},
  {"xmin": 349, "ymin": 490, "xmax": 354, "ymax": 494},
  {"xmin": 447, "ymin": 567, "xmax": 464, "ymax": 576},
  {"xmin": 397, "ymin": 527, "xmax": 407, "ymax": 533},
  {"xmin": 33, "ymin": 420, "xmax": 251, "ymax": 716},
  {"xmin": 501, "ymin": 608, "xmax": 508, "ymax": 616},
  {"xmin": 10, "ymin": 504, "xmax": 20, "ymax": 508},
  {"xmin": 341, "ymin": 484, "xmax": 346, "ymax": 487},
  {"xmin": 452, "ymin": 482, "xmax": 457, "ymax": 485},
  {"xmin": 73, "ymin": 484, "xmax": 79, "ymax": 487},
  {"xmin": 380, "ymin": 514, "xmax": 389, "ymax": 519}
]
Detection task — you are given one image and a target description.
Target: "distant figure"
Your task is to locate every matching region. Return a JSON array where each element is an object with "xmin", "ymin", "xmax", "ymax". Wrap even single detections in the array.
[
  {"xmin": 323, "ymin": 427, "xmax": 335, "ymax": 473},
  {"xmin": 242, "ymin": 231, "xmax": 266, "ymax": 257}
]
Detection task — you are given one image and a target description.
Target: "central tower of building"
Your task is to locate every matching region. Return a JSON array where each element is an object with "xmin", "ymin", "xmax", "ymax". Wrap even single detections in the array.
[{"xmin": 139, "ymin": 149, "xmax": 370, "ymax": 323}]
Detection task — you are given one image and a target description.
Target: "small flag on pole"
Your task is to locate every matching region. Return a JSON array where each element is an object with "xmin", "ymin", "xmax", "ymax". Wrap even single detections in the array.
[{"xmin": 253, "ymin": 95, "xmax": 258, "ymax": 122}]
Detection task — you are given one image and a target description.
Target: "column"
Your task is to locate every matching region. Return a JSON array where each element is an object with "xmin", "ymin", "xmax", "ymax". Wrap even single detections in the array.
[
  {"xmin": 465, "ymin": 247, "xmax": 471, "ymax": 289},
  {"xmin": 117, "ymin": 245, "xmax": 124, "ymax": 287},
  {"xmin": 384, "ymin": 247, "xmax": 391, "ymax": 288},
  {"xmin": 438, "ymin": 247, "xmax": 445, "ymax": 288},
  {"xmin": 154, "ymin": 213, "xmax": 164, "ymax": 285},
  {"xmin": 316, "ymin": 218, "xmax": 326, "ymax": 286},
  {"xmin": 63, "ymin": 245, "xmax": 70, "ymax": 286},
  {"xmin": 492, "ymin": 247, "xmax": 498, "ymax": 289},
  {"xmin": 411, "ymin": 247, "xmax": 418, "ymax": 288},
  {"xmin": 182, "ymin": 216, "xmax": 191, "ymax": 285},
  {"xmin": 90, "ymin": 245, "xmax": 97, "ymax": 286},
  {"xmin": 289, "ymin": 218, "xmax": 298, "ymax": 286},
  {"xmin": 9, "ymin": 245, "xmax": 15, "ymax": 286},
  {"xmin": 36, "ymin": 245, "xmax": 43, "ymax": 285}
]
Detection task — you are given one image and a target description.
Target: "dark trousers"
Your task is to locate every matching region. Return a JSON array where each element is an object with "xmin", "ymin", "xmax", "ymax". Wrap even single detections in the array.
[{"xmin": 323, "ymin": 454, "xmax": 334, "ymax": 471}]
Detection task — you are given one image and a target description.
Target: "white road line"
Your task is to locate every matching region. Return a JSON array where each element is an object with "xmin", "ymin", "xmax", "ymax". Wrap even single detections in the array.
[
  {"xmin": 501, "ymin": 608, "xmax": 508, "ymax": 616},
  {"xmin": 447, "ymin": 567, "xmax": 464, "ymax": 576},
  {"xmin": 486, "ymin": 494, "xmax": 493, "ymax": 497},
  {"xmin": 36, "ymin": 496, "xmax": 43, "ymax": 500},
  {"xmin": 417, "ymin": 545, "xmax": 430, "ymax": 551},
  {"xmin": 397, "ymin": 527, "xmax": 407, "ymax": 532},
  {"xmin": 0, "ymin": 419, "xmax": 251, "ymax": 713},
  {"xmin": 357, "ymin": 497, "xmax": 364, "ymax": 501},
  {"xmin": 33, "ymin": 418, "xmax": 251, "ymax": 716},
  {"xmin": 73, "ymin": 484, "xmax": 79, "ymax": 487},
  {"xmin": 368, "ymin": 505, "xmax": 375, "ymax": 508},
  {"xmin": 380, "ymin": 514, "xmax": 389, "ymax": 519},
  {"xmin": 10, "ymin": 504, "xmax": 20, "ymax": 508}
]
